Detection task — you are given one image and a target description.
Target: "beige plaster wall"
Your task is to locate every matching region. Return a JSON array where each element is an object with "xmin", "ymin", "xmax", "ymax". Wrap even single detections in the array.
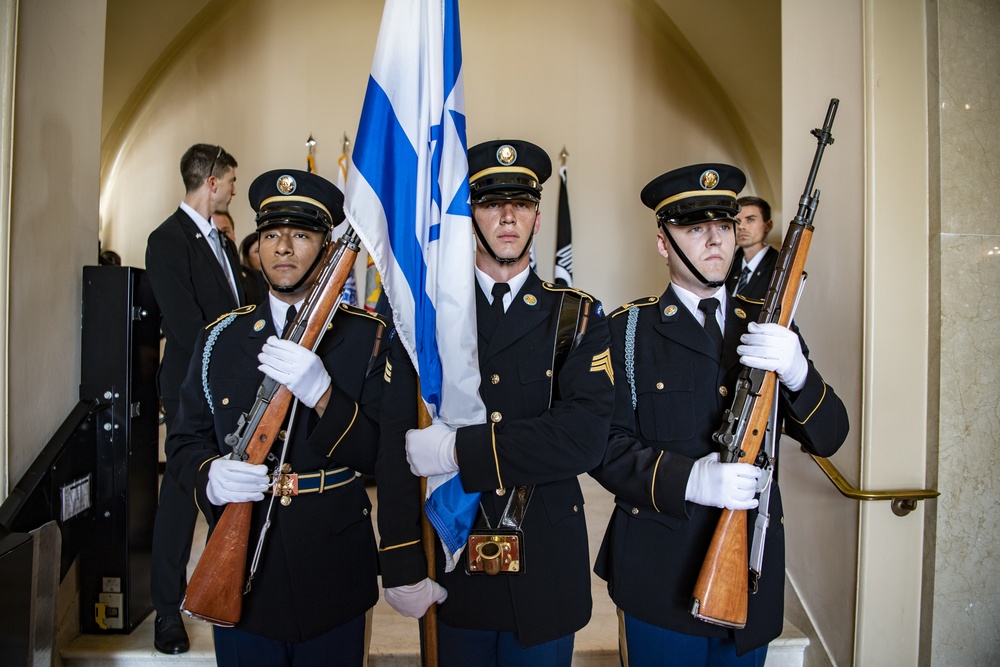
[
  {"xmin": 7, "ymin": 0, "xmax": 106, "ymax": 485},
  {"xmin": 926, "ymin": 0, "xmax": 1000, "ymax": 663},
  {"xmin": 780, "ymin": 2, "xmax": 866, "ymax": 665},
  {"xmin": 99, "ymin": 0, "xmax": 766, "ymax": 313}
]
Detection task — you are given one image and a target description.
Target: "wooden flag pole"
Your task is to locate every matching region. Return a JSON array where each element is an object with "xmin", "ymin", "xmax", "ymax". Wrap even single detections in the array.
[{"xmin": 416, "ymin": 392, "xmax": 438, "ymax": 666}]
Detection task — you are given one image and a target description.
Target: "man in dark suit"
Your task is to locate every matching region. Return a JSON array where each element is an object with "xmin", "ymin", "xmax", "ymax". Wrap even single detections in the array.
[
  {"xmin": 167, "ymin": 169, "xmax": 401, "ymax": 665},
  {"xmin": 385, "ymin": 140, "xmax": 615, "ymax": 665},
  {"xmin": 591, "ymin": 164, "xmax": 849, "ymax": 665},
  {"xmin": 145, "ymin": 143, "xmax": 244, "ymax": 653},
  {"xmin": 727, "ymin": 196, "xmax": 779, "ymax": 300}
]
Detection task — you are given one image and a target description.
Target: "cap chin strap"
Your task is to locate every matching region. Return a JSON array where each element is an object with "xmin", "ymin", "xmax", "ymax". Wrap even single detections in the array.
[
  {"xmin": 260, "ymin": 233, "xmax": 331, "ymax": 294},
  {"xmin": 659, "ymin": 222, "xmax": 735, "ymax": 289},
  {"xmin": 472, "ymin": 219, "xmax": 534, "ymax": 266}
]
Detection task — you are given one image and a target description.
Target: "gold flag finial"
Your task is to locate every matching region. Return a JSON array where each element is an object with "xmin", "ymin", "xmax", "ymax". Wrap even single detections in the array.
[
  {"xmin": 560, "ymin": 146, "xmax": 569, "ymax": 167},
  {"xmin": 342, "ymin": 132, "xmax": 351, "ymax": 154}
]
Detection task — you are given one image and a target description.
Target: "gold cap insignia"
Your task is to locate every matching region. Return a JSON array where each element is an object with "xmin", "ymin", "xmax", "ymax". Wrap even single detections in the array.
[
  {"xmin": 496, "ymin": 144, "xmax": 517, "ymax": 165},
  {"xmin": 734, "ymin": 308, "xmax": 747, "ymax": 320},
  {"xmin": 700, "ymin": 169, "xmax": 720, "ymax": 190},
  {"xmin": 523, "ymin": 294, "xmax": 537, "ymax": 306},
  {"xmin": 276, "ymin": 174, "xmax": 297, "ymax": 195},
  {"xmin": 664, "ymin": 305, "xmax": 678, "ymax": 317},
  {"xmin": 253, "ymin": 319, "xmax": 266, "ymax": 331}
]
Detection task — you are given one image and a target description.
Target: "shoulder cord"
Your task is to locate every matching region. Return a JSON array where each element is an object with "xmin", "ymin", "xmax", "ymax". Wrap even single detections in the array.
[
  {"xmin": 625, "ymin": 305, "xmax": 639, "ymax": 410},
  {"xmin": 202, "ymin": 313, "xmax": 239, "ymax": 414}
]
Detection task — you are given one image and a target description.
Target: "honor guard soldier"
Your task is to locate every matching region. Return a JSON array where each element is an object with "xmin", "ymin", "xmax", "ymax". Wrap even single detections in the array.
[
  {"xmin": 382, "ymin": 140, "xmax": 616, "ymax": 665},
  {"xmin": 590, "ymin": 164, "xmax": 849, "ymax": 665},
  {"xmin": 166, "ymin": 169, "xmax": 400, "ymax": 666}
]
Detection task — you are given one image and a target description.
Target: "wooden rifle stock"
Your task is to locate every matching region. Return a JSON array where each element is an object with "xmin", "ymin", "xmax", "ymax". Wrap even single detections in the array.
[
  {"xmin": 691, "ymin": 100, "xmax": 838, "ymax": 628},
  {"xmin": 180, "ymin": 228, "xmax": 361, "ymax": 626}
]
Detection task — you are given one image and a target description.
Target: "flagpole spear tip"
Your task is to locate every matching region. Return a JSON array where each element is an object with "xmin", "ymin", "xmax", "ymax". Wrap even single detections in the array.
[
  {"xmin": 560, "ymin": 146, "xmax": 569, "ymax": 166},
  {"xmin": 306, "ymin": 134, "xmax": 316, "ymax": 147},
  {"xmin": 342, "ymin": 132, "xmax": 351, "ymax": 153}
]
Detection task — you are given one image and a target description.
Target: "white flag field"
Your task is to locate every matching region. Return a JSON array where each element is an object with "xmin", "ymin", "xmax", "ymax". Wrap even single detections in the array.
[{"xmin": 344, "ymin": 0, "xmax": 485, "ymax": 570}]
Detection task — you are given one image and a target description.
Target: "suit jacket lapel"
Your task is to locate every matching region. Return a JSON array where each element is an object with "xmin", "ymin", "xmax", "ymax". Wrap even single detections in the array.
[{"xmin": 176, "ymin": 208, "xmax": 240, "ymax": 308}]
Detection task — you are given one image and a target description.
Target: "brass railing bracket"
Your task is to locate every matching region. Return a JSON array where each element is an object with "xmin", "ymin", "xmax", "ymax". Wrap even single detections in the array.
[{"xmin": 807, "ymin": 453, "xmax": 939, "ymax": 517}]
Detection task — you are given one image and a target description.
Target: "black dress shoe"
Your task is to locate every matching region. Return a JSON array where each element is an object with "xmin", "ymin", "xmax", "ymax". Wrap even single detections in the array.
[{"xmin": 154, "ymin": 612, "xmax": 190, "ymax": 654}]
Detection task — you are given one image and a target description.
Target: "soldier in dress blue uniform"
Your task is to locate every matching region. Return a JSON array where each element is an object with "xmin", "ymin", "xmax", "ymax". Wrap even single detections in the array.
[
  {"xmin": 166, "ymin": 169, "xmax": 406, "ymax": 666},
  {"xmin": 383, "ymin": 140, "xmax": 616, "ymax": 666},
  {"xmin": 590, "ymin": 164, "xmax": 849, "ymax": 666}
]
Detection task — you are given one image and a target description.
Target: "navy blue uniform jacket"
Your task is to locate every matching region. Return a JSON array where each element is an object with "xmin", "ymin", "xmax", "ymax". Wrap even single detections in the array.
[
  {"xmin": 381, "ymin": 272, "xmax": 616, "ymax": 648},
  {"xmin": 591, "ymin": 286, "xmax": 848, "ymax": 654},
  {"xmin": 166, "ymin": 301, "xmax": 394, "ymax": 642}
]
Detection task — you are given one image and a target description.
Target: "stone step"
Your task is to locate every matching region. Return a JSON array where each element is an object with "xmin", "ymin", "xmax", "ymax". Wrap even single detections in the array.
[{"xmin": 61, "ymin": 610, "xmax": 807, "ymax": 666}]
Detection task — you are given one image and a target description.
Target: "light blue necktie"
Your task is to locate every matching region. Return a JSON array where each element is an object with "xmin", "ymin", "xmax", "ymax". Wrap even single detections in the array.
[{"xmin": 209, "ymin": 227, "xmax": 239, "ymax": 303}]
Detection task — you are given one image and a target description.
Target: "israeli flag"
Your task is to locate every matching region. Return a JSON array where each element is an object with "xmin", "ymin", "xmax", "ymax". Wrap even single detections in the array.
[{"xmin": 345, "ymin": 0, "xmax": 485, "ymax": 572}]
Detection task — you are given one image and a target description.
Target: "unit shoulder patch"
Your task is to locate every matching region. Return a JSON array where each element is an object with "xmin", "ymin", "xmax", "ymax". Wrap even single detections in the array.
[
  {"xmin": 611, "ymin": 296, "xmax": 659, "ymax": 318},
  {"xmin": 205, "ymin": 304, "xmax": 256, "ymax": 329}
]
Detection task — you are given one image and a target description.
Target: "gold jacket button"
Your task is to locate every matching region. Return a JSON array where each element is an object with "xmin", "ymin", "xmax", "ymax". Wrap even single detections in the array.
[
  {"xmin": 496, "ymin": 488, "xmax": 506, "ymax": 496},
  {"xmin": 491, "ymin": 411, "xmax": 503, "ymax": 423},
  {"xmin": 221, "ymin": 397, "xmax": 230, "ymax": 405},
  {"xmin": 491, "ymin": 374, "xmax": 500, "ymax": 385},
  {"xmin": 656, "ymin": 382, "xmax": 664, "ymax": 390},
  {"xmin": 279, "ymin": 429, "xmax": 288, "ymax": 441},
  {"xmin": 362, "ymin": 508, "xmax": 369, "ymax": 516},
  {"xmin": 631, "ymin": 507, "xmax": 639, "ymax": 515},
  {"xmin": 545, "ymin": 369, "xmax": 552, "ymax": 378},
  {"xmin": 572, "ymin": 505, "xmax": 579, "ymax": 513},
  {"xmin": 719, "ymin": 386, "xmax": 729, "ymax": 397}
]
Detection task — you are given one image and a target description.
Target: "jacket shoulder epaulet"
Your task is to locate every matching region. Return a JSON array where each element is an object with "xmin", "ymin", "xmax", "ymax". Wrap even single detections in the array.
[
  {"xmin": 541, "ymin": 282, "xmax": 595, "ymax": 302},
  {"xmin": 338, "ymin": 302, "xmax": 390, "ymax": 327},
  {"xmin": 205, "ymin": 304, "xmax": 256, "ymax": 329},
  {"xmin": 611, "ymin": 296, "xmax": 659, "ymax": 318},
  {"xmin": 734, "ymin": 293, "xmax": 764, "ymax": 306}
]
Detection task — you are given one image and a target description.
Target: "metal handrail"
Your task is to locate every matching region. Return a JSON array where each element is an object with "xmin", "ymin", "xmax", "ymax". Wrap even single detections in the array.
[{"xmin": 808, "ymin": 454, "xmax": 940, "ymax": 517}]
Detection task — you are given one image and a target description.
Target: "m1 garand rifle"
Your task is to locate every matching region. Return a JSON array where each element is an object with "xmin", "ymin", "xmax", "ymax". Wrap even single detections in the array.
[
  {"xmin": 180, "ymin": 227, "xmax": 361, "ymax": 626},
  {"xmin": 690, "ymin": 99, "xmax": 839, "ymax": 629}
]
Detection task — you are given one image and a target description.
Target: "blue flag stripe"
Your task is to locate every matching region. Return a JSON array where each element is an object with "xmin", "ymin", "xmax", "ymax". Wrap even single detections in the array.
[{"xmin": 353, "ymin": 75, "xmax": 444, "ymax": 410}]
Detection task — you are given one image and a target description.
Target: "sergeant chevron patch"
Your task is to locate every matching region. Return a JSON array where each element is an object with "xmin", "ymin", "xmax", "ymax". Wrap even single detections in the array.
[
  {"xmin": 591, "ymin": 349, "xmax": 614, "ymax": 384},
  {"xmin": 384, "ymin": 360, "xmax": 393, "ymax": 383}
]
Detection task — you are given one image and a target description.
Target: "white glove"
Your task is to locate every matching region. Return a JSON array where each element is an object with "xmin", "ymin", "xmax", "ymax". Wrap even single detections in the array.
[
  {"xmin": 384, "ymin": 578, "xmax": 448, "ymax": 618},
  {"xmin": 405, "ymin": 422, "xmax": 458, "ymax": 477},
  {"xmin": 205, "ymin": 457, "xmax": 269, "ymax": 506},
  {"xmin": 738, "ymin": 322, "xmax": 808, "ymax": 392},
  {"xmin": 685, "ymin": 452, "xmax": 761, "ymax": 510},
  {"xmin": 258, "ymin": 336, "xmax": 331, "ymax": 408}
]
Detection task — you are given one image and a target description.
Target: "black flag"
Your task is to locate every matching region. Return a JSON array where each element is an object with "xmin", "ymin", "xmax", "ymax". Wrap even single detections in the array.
[{"xmin": 554, "ymin": 166, "xmax": 573, "ymax": 286}]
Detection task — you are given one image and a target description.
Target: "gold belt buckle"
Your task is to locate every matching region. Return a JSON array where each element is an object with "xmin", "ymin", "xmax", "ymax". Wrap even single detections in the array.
[{"xmin": 274, "ymin": 463, "xmax": 298, "ymax": 506}]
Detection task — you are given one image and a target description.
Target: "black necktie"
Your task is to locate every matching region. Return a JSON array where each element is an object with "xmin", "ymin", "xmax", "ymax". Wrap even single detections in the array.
[
  {"xmin": 735, "ymin": 266, "xmax": 750, "ymax": 295},
  {"xmin": 491, "ymin": 283, "xmax": 510, "ymax": 326},
  {"xmin": 282, "ymin": 305, "xmax": 297, "ymax": 338},
  {"xmin": 698, "ymin": 298, "xmax": 723, "ymax": 355}
]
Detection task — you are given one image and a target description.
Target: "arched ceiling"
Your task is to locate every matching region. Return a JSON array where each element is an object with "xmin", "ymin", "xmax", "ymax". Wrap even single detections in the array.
[{"xmin": 103, "ymin": 0, "xmax": 779, "ymax": 148}]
